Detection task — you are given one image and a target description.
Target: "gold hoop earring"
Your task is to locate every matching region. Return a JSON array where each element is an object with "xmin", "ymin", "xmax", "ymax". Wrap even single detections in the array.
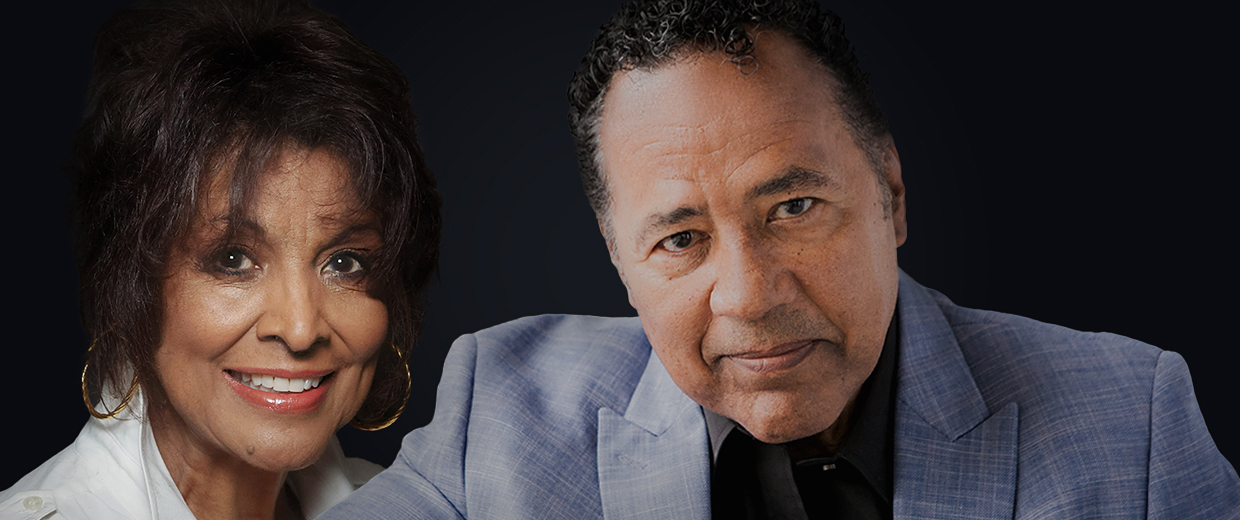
[
  {"xmin": 351, "ymin": 341, "xmax": 411, "ymax": 431},
  {"xmin": 81, "ymin": 338, "xmax": 140, "ymax": 420}
]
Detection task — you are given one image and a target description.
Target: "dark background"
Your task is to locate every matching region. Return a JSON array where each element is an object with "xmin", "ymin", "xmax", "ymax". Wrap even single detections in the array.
[{"xmin": 4, "ymin": 0, "xmax": 1235, "ymax": 488}]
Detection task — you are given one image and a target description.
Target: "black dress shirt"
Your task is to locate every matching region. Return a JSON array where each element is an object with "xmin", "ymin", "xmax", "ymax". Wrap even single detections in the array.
[{"xmin": 705, "ymin": 311, "xmax": 899, "ymax": 520}]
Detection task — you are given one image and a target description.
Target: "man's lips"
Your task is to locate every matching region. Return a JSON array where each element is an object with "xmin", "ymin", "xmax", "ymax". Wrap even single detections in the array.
[{"xmin": 724, "ymin": 340, "xmax": 817, "ymax": 374}]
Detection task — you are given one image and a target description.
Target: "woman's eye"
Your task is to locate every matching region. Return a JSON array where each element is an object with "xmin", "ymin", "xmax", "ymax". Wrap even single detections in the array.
[
  {"xmin": 214, "ymin": 248, "xmax": 256, "ymax": 272},
  {"xmin": 772, "ymin": 198, "xmax": 815, "ymax": 220},
  {"xmin": 324, "ymin": 252, "xmax": 366, "ymax": 276},
  {"xmin": 658, "ymin": 231, "xmax": 699, "ymax": 253}
]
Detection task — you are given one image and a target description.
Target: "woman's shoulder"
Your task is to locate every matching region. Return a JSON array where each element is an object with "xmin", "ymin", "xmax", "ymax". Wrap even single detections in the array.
[{"xmin": 0, "ymin": 417, "xmax": 151, "ymax": 519}]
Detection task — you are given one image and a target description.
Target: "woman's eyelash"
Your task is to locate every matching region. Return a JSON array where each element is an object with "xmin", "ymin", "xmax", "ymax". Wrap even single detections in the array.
[
  {"xmin": 198, "ymin": 246, "xmax": 374, "ymax": 280},
  {"xmin": 324, "ymin": 250, "xmax": 370, "ymax": 277},
  {"xmin": 204, "ymin": 246, "xmax": 258, "ymax": 275}
]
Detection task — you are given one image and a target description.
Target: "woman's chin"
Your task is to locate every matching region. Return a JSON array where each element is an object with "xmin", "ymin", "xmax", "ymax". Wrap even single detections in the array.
[{"xmin": 235, "ymin": 433, "xmax": 331, "ymax": 473}]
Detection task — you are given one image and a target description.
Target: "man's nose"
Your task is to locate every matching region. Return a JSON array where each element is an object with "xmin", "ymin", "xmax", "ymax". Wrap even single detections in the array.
[
  {"xmin": 708, "ymin": 236, "xmax": 798, "ymax": 321},
  {"xmin": 255, "ymin": 267, "xmax": 330, "ymax": 353}
]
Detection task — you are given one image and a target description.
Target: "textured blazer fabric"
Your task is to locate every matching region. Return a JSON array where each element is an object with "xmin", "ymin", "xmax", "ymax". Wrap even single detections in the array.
[{"xmin": 322, "ymin": 271, "xmax": 1240, "ymax": 519}]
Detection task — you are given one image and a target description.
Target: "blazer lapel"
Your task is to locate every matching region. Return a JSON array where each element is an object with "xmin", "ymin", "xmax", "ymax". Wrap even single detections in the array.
[
  {"xmin": 893, "ymin": 271, "xmax": 1019, "ymax": 520},
  {"xmin": 597, "ymin": 349, "xmax": 711, "ymax": 520}
]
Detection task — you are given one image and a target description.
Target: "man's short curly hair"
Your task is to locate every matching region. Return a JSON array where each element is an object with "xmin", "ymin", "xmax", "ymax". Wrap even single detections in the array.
[
  {"xmin": 568, "ymin": 0, "xmax": 890, "ymax": 232},
  {"xmin": 74, "ymin": 0, "xmax": 440, "ymax": 428}
]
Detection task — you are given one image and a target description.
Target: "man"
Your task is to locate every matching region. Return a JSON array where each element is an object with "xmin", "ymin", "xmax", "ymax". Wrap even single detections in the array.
[{"xmin": 325, "ymin": 0, "xmax": 1238, "ymax": 518}]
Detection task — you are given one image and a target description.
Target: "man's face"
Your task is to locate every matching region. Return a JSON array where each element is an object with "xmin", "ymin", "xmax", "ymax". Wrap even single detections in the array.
[{"xmin": 598, "ymin": 31, "xmax": 906, "ymax": 444}]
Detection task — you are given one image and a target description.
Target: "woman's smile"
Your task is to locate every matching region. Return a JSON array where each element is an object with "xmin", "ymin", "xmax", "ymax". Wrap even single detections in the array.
[
  {"xmin": 224, "ymin": 369, "xmax": 333, "ymax": 414},
  {"xmin": 226, "ymin": 369, "xmax": 328, "ymax": 393}
]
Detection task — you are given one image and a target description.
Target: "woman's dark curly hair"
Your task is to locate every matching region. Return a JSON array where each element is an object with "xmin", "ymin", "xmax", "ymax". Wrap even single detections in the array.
[
  {"xmin": 74, "ymin": 0, "xmax": 440, "ymax": 428},
  {"xmin": 568, "ymin": 0, "xmax": 890, "ymax": 236}
]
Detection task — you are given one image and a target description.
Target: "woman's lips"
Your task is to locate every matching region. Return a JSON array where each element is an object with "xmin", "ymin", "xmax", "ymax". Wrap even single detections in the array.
[
  {"xmin": 228, "ymin": 369, "xmax": 325, "ymax": 393},
  {"xmin": 223, "ymin": 369, "xmax": 332, "ymax": 414},
  {"xmin": 724, "ymin": 340, "xmax": 816, "ymax": 375}
]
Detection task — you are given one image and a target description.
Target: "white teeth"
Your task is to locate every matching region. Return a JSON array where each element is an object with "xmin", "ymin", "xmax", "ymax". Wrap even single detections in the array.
[{"xmin": 232, "ymin": 371, "xmax": 324, "ymax": 393}]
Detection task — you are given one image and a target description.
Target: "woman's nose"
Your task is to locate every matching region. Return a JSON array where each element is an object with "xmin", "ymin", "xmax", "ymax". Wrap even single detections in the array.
[{"xmin": 254, "ymin": 267, "xmax": 330, "ymax": 353}]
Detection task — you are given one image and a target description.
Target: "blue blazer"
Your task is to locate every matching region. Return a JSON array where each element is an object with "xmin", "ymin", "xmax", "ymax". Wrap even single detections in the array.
[{"xmin": 325, "ymin": 272, "xmax": 1238, "ymax": 518}]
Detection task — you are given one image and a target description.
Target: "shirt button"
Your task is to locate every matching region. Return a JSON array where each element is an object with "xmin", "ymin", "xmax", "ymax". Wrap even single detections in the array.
[{"xmin": 22, "ymin": 496, "xmax": 43, "ymax": 510}]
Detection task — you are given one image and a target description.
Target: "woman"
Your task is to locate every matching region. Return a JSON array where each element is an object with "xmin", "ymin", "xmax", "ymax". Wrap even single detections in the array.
[{"xmin": 0, "ymin": 0, "xmax": 439, "ymax": 518}]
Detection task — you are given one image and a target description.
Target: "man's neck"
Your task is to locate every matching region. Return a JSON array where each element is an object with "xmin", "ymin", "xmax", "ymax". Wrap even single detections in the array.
[{"xmin": 784, "ymin": 388, "xmax": 861, "ymax": 462}]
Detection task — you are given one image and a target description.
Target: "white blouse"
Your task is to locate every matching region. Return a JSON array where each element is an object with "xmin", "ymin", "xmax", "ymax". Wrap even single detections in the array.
[{"xmin": 0, "ymin": 392, "xmax": 382, "ymax": 520}]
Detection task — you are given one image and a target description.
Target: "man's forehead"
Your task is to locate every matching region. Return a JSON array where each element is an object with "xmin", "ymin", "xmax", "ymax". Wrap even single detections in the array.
[
  {"xmin": 603, "ymin": 66, "xmax": 832, "ymax": 145},
  {"xmin": 598, "ymin": 35, "xmax": 844, "ymax": 170}
]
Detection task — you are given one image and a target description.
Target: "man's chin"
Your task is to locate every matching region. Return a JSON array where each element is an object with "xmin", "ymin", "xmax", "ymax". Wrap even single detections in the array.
[
  {"xmin": 705, "ymin": 385, "xmax": 850, "ymax": 445},
  {"xmin": 727, "ymin": 407, "xmax": 841, "ymax": 445},
  {"xmin": 739, "ymin": 421, "xmax": 825, "ymax": 445}
]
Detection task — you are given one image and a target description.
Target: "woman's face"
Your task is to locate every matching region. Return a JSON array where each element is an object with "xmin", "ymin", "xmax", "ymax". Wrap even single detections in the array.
[{"xmin": 154, "ymin": 146, "xmax": 388, "ymax": 472}]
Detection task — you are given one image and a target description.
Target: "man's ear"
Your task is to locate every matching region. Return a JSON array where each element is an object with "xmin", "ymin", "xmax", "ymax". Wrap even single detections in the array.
[
  {"xmin": 884, "ymin": 142, "xmax": 908, "ymax": 247},
  {"xmin": 599, "ymin": 218, "xmax": 637, "ymax": 309}
]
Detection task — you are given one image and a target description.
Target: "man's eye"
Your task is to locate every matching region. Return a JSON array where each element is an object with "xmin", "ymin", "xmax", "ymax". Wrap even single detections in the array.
[
  {"xmin": 214, "ymin": 248, "xmax": 256, "ymax": 272},
  {"xmin": 772, "ymin": 198, "xmax": 815, "ymax": 220},
  {"xmin": 323, "ymin": 252, "xmax": 367, "ymax": 276},
  {"xmin": 658, "ymin": 231, "xmax": 699, "ymax": 252}
]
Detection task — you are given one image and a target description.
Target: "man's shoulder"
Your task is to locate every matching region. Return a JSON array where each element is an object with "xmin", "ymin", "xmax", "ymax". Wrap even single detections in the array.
[
  {"xmin": 390, "ymin": 315, "xmax": 654, "ymax": 516},
  {"xmin": 910, "ymin": 283, "xmax": 1238, "ymax": 515},
  {"xmin": 449, "ymin": 314, "xmax": 653, "ymax": 425},
  {"xmin": 468, "ymin": 314, "xmax": 651, "ymax": 376},
  {"xmin": 472, "ymin": 314, "xmax": 648, "ymax": 354},
  {"xmin": 931, "ymin": 291, "xmax": 1164, "ymax": 401},
  {"xmin": 921, "ymin": 287, "xmax": 1175, "ymax": 462}
]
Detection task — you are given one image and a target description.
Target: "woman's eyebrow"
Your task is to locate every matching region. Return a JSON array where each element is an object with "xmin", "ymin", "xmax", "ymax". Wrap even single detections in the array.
[
  {"xmin": 315, "ymin": 222, "xmax": 382, "ymax": 257},
  {"xmin": 202, "ymin": 216, "xmax": 266, "ymax": 242}
]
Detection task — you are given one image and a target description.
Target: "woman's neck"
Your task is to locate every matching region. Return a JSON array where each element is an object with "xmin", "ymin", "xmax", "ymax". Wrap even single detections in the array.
[{"xmin": 148, "ymin": 406, "xmax": 301, "ymax": 520}]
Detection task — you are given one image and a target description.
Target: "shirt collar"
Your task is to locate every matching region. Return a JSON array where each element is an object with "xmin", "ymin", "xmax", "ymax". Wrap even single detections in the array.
[
  {"xmin": 830, "ymin": 307, "xmax": 899, "ymax": 502},
  {"xmin": 704, "ymin": 406, "xmax": 737, "ymax": 464}
]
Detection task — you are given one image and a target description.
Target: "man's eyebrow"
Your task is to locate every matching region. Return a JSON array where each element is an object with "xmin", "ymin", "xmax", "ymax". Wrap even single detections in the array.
[
  {"xmin": 636, "ymin": 205, "xmax": 705, "ymax": 248},
  {"xmin": 746, "ymin": 167, "xmax": 840, "ymax": 200}
]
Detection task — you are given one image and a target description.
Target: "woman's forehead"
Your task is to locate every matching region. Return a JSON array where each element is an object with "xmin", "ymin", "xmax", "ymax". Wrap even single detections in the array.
[{"xmin": 193, "ymin": 147, "xmax": 377, "ymax": 238}]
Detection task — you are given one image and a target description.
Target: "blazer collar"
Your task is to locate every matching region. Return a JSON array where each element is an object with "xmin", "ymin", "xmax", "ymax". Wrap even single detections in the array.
[
  {"xmin": 619, "ymin": 346, "xmax": 698, "ymax": 435},
  {"xmin": 892, "ymin": 270, "xmax": 1019, "ymax": 519},
  {"xmin": 894, "ymin": 270, "xmax": 992, "ymax": 439},
  {"xmin": 597, "ymin": 344, "xmax": 712, "ymax": 519}
]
